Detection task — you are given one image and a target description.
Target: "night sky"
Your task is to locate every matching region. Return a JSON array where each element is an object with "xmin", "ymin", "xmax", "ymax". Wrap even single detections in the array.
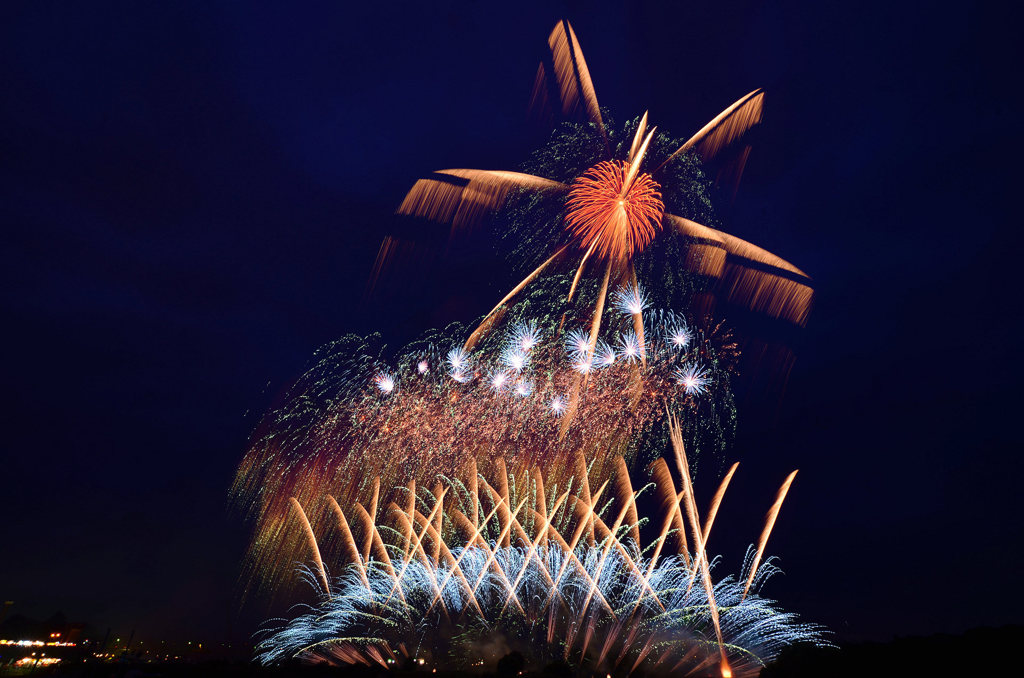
[{"xmin": 2, "ymin": 0, "xmax": 1020, "ymax": 649}]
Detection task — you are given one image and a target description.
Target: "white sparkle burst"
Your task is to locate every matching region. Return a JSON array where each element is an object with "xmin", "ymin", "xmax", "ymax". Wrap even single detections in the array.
[
  {"xmin": 612, "ymin": 284, "xmax": 649, "ymax": 315},
  {"xmin": 447, "ymin": 347, "xmax": 469, "ymax": 372},
  {"xmin": 490, "ymin": 371, "xmax": 509, "ymax": 391},
  {"xmin": 618, "ymin": 331, "xmax": 643, "ymax": 362},
  {"xmin": 374, "ymin": 373, "xmax": 395, "ymax": 393},
  {"xmin": 511, "ymin": 322, "xmax": 540, "ymax": 352},
  {"xmin": 573, "ymin": 359, "xmax": 593, "ymax": 374},
  {"xmin": 501, "ymin": 347, "xmax": 528, "ymax": 372},
  {"xmin": 668, "ymin": 324, "xmax": 692, "ymax": 350},
  {"xmin": 675, "ymin": 363, "xmax": 710, "ymax": 395},
  {"xmin": 565, "ymin": 328, "xmax": 591, "ymax": 357}
]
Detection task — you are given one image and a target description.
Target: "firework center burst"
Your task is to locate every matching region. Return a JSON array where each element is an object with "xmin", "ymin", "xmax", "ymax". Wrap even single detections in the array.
[{"xmin": 564, "ymin": 160, "xmax": 664, "ymax": 262}]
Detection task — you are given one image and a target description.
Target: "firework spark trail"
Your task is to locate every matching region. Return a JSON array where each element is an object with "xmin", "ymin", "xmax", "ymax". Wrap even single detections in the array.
[
  {"xmin": 703, "ymin": 461, "xmax": 740, "ymax": 544},
  {"xmin": 558, "ymin": 258, "xmax": 614, "ymax": 439},
  {"xmin": 326, "ymin": 496, "xmax": 368, "ymax": 589},
  {"xmin": 652, "ymin": 88, "xmax": 765, "ymax": 176},
  {"xmin": 622, "ymin": 128, "xmax": 657, "ymax": 201},
  {"xmin": 646, "ymin": 457, "xmax": 690, "ymax": 573},
  {"xmin": 667, "ymin": 412, "xmax": 727, "ymax": 669},
  {"xmin": 663, "ymin": 215, "xmax": 814, "ymax": 327},
  {"xmin": 464, "ymin": 244, "xmax": 571, "ymax": 351},
  {"xmin": 501, "ymin": 488, "xmax": 571, "ymax": 612},
  {"xmin": 626, "ymin": 268, "xmax": 648, "ymax": 368},
  {"xmin": 743, "ymin": 470, "xmax": 798, "ymax": 600},
  {"xmin": 360, "ymin": 477, "xmax": 379, "ymax": 561},
  {"xmin": 627, "ymin": 111, "xmax": 650, "ymax": 163},
  {"xmin": 259, "ymin": 455, "xmax": 826, "ymax": 675},
  {"xmin": 288, "ymin": 498, "xmax": 330, "ymax": 595}
]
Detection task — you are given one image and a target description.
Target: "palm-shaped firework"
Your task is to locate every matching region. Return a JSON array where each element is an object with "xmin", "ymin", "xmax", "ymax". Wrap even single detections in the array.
[{"xmin": 378, "ymin": 20, "xmax": 813, "ymax": 362}]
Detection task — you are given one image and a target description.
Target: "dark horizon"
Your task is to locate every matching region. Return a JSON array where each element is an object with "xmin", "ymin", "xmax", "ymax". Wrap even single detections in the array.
[{"xmin": 2, "ymin": 0, "xmax": 1020, "ymax": 650}]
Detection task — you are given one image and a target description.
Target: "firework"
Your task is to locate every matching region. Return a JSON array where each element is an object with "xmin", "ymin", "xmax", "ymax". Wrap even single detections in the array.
[
  {"xmin": 572, "ymin": 357, "xmax": 593, "ymax": 374},
  {"xmin": 548, "ymin": 396, "xmax": 565, "ymax": 415},
  {"xmin": 668, "ymin": 324, "xmax": 693, "ymax": 350},
  {"xmin": 235, "ymin": 25, "xmax": 822, "ymax": 671},
  {"xmin": 373, "ymin": 372, "xmax": 395, "ymax": 394},
  {"xmin": 447, "ymin": 347, "xmax": 470, "ymax": 373},
  {"xmin": 255, "ymin": 451, "xmax": 828, "ymax": 675},
  {"xmin": 676, "ymin": 364, "xmax": 711, "ymax": 396},
  {"xmin": 489, "ymin": 370, "xmax": 509, "ymax": 392},
  {"xmin": 500, "ymin": 345, "xmax": 529, "ymax": 372},
  {"xmin": 384, "ymin": 19, "xmax": 814, "ymax": 354},
  {"xmin": 612, "ymin": 284, "xmax": 650, "ymax": 316},
  {"xmin": 617, "ymin": 330, "xmax": 644, "ymax": 362},
  {"xmin": 565, "ymin": 327, "xmax": 591, "ymax": 357},
  {"xmin": 231, "ymin": 302, "xmax": 738, "ymax": 598},
  {"xmin": 565, "ymin": 160, "xmax": 664, "ymax": 263},
  {"xmin": 511, "ymin": 321, "xmax": 540, "ymax": 352},
  {"xmin": 595, "ymin": 340, "xmax": 617, "ymax": 367}
]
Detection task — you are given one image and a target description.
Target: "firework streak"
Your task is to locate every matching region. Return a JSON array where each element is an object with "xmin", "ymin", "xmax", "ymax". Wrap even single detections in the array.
[{"xmin": 256, "ymin": 440, "xmax": 828, "ymax": 675}]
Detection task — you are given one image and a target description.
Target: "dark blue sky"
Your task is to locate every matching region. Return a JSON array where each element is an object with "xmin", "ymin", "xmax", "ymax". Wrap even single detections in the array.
[{"xmin": 1, "ymin": 0, "xmax": 1020, "ymax": 646}]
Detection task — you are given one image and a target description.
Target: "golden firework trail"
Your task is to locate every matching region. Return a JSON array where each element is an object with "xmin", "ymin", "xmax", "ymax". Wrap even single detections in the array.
[
  {"xmin": 743, "ymin": 469, "xmax": 799, "ymax": 600},
  {"xmin": 257, "ymin": 452, "xmax": 820, "ymax": 676}
]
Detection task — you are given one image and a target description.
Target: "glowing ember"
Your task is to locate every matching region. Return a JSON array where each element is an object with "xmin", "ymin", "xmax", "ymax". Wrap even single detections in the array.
[{"xmin": 565, "ymin": 160, "xmax": 664, "ymax": 262}]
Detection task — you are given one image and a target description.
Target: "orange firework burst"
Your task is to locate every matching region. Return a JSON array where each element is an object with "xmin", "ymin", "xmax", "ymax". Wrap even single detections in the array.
[{"xmin": 565, "ymin": 160, "xmax": 664, "ymax": 262}]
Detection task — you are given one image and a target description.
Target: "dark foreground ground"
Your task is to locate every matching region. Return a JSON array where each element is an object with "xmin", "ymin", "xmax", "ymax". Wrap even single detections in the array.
[
  {"xmin": 760, "ymin": 625, "xmax": 1017, "ymax": 677},
  {"xmin": 5, "ymin": 626, "xmax": 1017, "ymax": 678}
]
